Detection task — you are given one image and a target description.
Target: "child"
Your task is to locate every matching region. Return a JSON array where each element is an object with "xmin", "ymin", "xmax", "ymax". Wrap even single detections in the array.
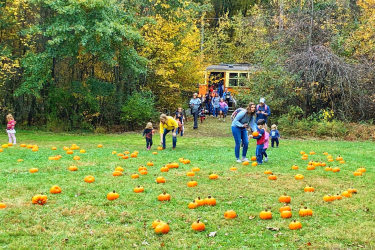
[
  {"xmin": 249, "ymin": 119, "xmax": 266, "ymax": 164},
  {"xmin": 199, "ymin": 107, "xmax": 206, "ymax": 123},
  {"xmin": 262, "ymin": 125, "xmax": 269, "ymax": 162},
  {"xmin": 270, "ymin": 124, "xmax": 280, "ymax": 148},
  {"xmin": 6, "ymin": 114, "xmax": 17, "ymax": 144},
  {"xmin": 219, "ymin": 98, "xmax": 228, "ymax": 121},
  {"xmin": 177, "ymin": 120, "xmax": 184, "ymax": 136},
  {"xmin": 143, "ymin": 122, "xmax": 155, "ymax": 150},
  {"xmin": 211, "ymin": 93, "xmax": 220, "ymax": 118},
  {"xmin": 174, "ymin": 107, "xmax": 185, "ymax": 136}
]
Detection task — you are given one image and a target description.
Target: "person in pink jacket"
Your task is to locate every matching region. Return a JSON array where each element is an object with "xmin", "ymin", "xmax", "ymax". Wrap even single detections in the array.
[
  {"xmin": 262, "ymin": 125, "xmax": 269, "ymax": 162},
  {"xmin": 6, "ymin": 114, "xmax": 17, "ymax": 144}
]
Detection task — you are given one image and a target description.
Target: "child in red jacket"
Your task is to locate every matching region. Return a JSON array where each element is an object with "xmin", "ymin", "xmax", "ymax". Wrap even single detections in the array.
[{"xmin": 249, "ymin": 119, "xmax": 266, "ymax": 164}]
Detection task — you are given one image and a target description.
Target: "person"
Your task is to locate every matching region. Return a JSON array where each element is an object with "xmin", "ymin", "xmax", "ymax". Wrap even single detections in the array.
[
  {"xmin": 218, "ymin": 80, "xmax": 224, "ymax": 97},
  {"xmin": 159, "ymin": 114, "xmax": 179, "ymax": 149},
  {"xmin": 189, "ymin": 93, "xmax": 201, "ymax": 129},
  {"xmin": 211, "ymin": 93, "xmax": 220, "ymax": 118},
  {"xmin": 177, "ymin": 120, "xmax": 184, "ymax": 136},
  {"xmin": 256, "ymin": 98, "xmax": 271, "ymax": 124},
  {"xmin": 143, "ymin": 122, "xmax": 155, "ymax": 150},
  {"xmin": 270, "ymin": 124, "xmax": 281, "ymax": 148},
  {"xmin": 262, "ymin": 125, "xmax": 269, "ymax": 162},
  {"xmin": 249, "ymin": 119, "xmax": 266, "ymax": 164},
  {"xmin": 6, "ymin": 114, "xmax": 17, "ymax": 145},
  {"xmin": 219, "ymin": 98, "xmax": 228, "ymax": 121},
  {"xmin": 231, "ymin": 102, "xmax": 257, "ymax": 163},
  {"xmin": 204, "ymin": 91, "xmax": 212, "ymax": 115},
  {"xmin": 223, "ymin": 88, "xmax": 232, "ymax": 107},
  {"xmin": 174, "ymin": 107, "xmax": 185, "ymax": 125},
  {"xmin": 199, "ymin": 107, "xmax": 206, "ymax": 123}
]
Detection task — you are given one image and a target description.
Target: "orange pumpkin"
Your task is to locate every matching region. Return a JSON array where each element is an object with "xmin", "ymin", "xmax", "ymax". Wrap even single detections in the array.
[
  {"xmin": 97, "ymin": 144, "xmax": 103, "ymax": 148},
  {"xmin": 66, "ymin": 150, "xmax": 73, "ymax": 155},
  {"xmin": 209, "ymin": 174, "xmax": 218, "ymax": 180},
  {"xmin": 251, "ymin": 162, "xmax": 258, "ymax": 167},
  {"xmin": 73, "ymin": 156, "xmax": 80, "ymax": 160},
  {"xmin": 84, "ymin": 175, "xmax": 95, "ymax": 183},
  {"xmin": 264, "ymin": 170, "xmax": 272, "ymax": 175},
  {"xmin": 0, "ymin": 202, "xmax": 6, "ymax": 209},
  {"xmin": 29, "ymin": 168, "xmax": 39, "ymax": 173},
  {"xmin": 112, "ymin": 171, "xmax": 122, "ymax": 177},
  {"xmin": 292, "ymin": 165, "xmax": 299, "ymax": 170},
  {"xmin": 242, "ymin": 161, "xmax": 249, "ymax": 165},
  {"xmin": 130, "ymin": 153, "xmax": 137, "ymax": 158},
  {"xmin": 279, "ymin": 194, "xmax": 291, "ymax": 203},
  {"xmin": 194, "ymin": 197, "xmax": 205, "ymax": 206},
  {"xmin": 304, "ymin": 186, "xmax": 315, "ymax": 192},
  {"xmin": 51, "ymin": 147, "xmax": 57, "ymax": 150},
  {"xmin": 333, "ymin": 194, "xmax": 342, "ymax": 200},
  {"xmin": 124, "ymin": 150, "xmax": 130, "ymax": 154},
  {"xmin": 107, "ymin": 190, "xmax": 120, "ymax": 201},
  {"xmin": 299, "ymin": 207, "xmax": 313, "ymax": 217},
  {"xmin": 191, "ymin": 220, "xmax": 205, "ymax": 231},
  {"xmin": 259, "ymin": 209, "xmax": 272, "ymax": 220},
  {"xmin": 152, "ymin": 152, "xmax": 158, "ymax": 155},
  {"xmin": 122, "ymin": 155, "xmax": 129, "ymax": 159},
  {"xmin": 117, "ymin": 153, "xmax": 124, "ymax": 157},
  {"xmin": 161, "ymin": 166, "xmax": 169, "ymax": 172},
  {"xmin": 332, "ymin": 167, "xmax": 340, "ymax": 173},
  {"xmin": 336, "ymin": 155, "xmax": 343, "ymax": 161},
  {"xmin": 187, "ymin": 180, "xmax": 198, "ymax": 187},
  {"xmin": 131, "ymin": 173, "xmax": 139, "ymax": 179},
  {"xmin": 139, "ymin": 169, "xmax": 148, "ymax": 175},
  {"xmin": 353, "ymin": 171, "xmax": 362, "ymax": 176},
  {"xmin": 279, "ymin": 204, "xmax": 291, "ymax": 213},
  {"xmin": 68, "ymin": 165, "xmax": 78, "ymax": 171},
  {"xmin": 191, "ymin": 167, "xmax": 200, "ymax": 172},
  {"xmin": 281, "ymin": 210, "xmax": 292, "ymax": 218},
  {"xmin": 155, "ymin": 222, "xmax": 170, "ymax": 234},
  {"xmin": 323, "ymin": 195, "xmax": 334, "ymax": 202},
  {"xmin": 251, "ymin": 156, "xmax": 257, "ymax": 161},
  {"xmin": 295, "ymin": 174, "xmax": 304, "ymax": 180},
  {"xmin": 323, "ymin": 152, "xmax": 329, "ymax": 155},
  {"xmin": 134, "ymin": 186, "xmax": 144, "ymax": 193},
  {"xmin": 147, "ymin": 162, "xmax": 154, "ymax": 166},
  {"xmin": 156, "ymin": 176, "xmax": 166, "ymax": 183},
  {"xmin": 152, "ymin": 219, "xmax": 164, "ymax": 228},
  {"xmin": 79, "ymin": 149, "xmax": 86, "ymax": 153},
  {"xmin": 289, "ymin": 220, "xmax": 302, "ymax": 230},
  {"xmin": 32, "ymin": 194, "xmax": 48, "ymax": 205},
  {"xmin": 115, "ymin": 166, "xmax": 124, "ymax": 172},
  {"xmin": 20, "ymin": 144, "xmax": 27, "ymax": 147},
  {"xmin": 268, "ymin": 174, "xmax": 277, "ymax": 180},
  {"xmin": 205, "ymin": 196, "xmax": 216, "ymax": 206},
  {"xmin": 300, "ymin": 151, "xmax": 305, "ymax": 155},
  {"xmin": 342, "ymin": 191, "xmax": 352, "ymax": 198},
  {"xmin": 307, "ymin": 165, "xmax": 315, "ymax": 170},
  {"xmin": 357, "ymin": 167, "xmax": 366, "ymax": 173},
  {"xmin": 325, "ymin": 166, "xmax": 333, "ymax": 171},
  {"xmin": 112, "ymin": 151, "xmax": 117, "ymax": 155},
  {"xmin": 158, "ymin": 192, "xmax": 171, "ymax": 201},
  {"xmin": 309, "ymin": 151, "xmax": 315, "ymax": 155},
  {"xmin": 50, "ymin": 185, "xmax": 62, "ymax": 194},
  {"xmin": 347, "ymin": 188, "xmax": 357, "ymax": 194},
  {"xmin": 252, "ymin": 131, "xmax": 259, "ymax": 137},
  {"xmin": 188, "ymin": 201, "xmax": 198, "ymax": 209},
  {"xmin": 230, "ymin": 166, "xmax": 237, "ymax": 171},
  {"xmin": 183, "ymin": 159, "xmax": 191, "ymax": 164},
  {"xmin": 224, "ymin": 210, "xmax": 237, "ymax": 219}
]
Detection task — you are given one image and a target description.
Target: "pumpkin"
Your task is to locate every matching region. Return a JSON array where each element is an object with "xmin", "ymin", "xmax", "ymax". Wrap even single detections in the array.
[
  {"xmin": 353, "ymin": 171, "xmax": 362, "ymax": 176},
  {"xmin": 84, "ymin": 175, "xmax": 95, "ymax": 183},
  {"xmin": 289, "ymin": 220, "xmax": 302, "ymax": 230},
  {"xmin": 191, "ymin": 167, "xmax": 200, "ymax": 172},
  {"xmin": 107, "ymin": 190, "xmax": 120, "ymax": 201},
  {"xmin": 152, "ymin": 219, "xmax": 164, "ymax": 228},
  {"xmin": 323, "ymin": 195, "xmax": 334, "ymax": 202},
  {"xmin": 230, "ymin": 166, "xmax": 237, "ymax": 171},
  {"xmin": 292, "ymin": 165, "xmax": 299, "ymax": 170},
  {"xmin": 279, "ymin": 194, "xmax": 291, "ymax": 203},
  {"xmin": 209, "ymin": 174, "xmax": 218, "ymax": 180},
  {"xmin": 152, "ymin": 152, "xmax": 158, "ymax": 155},
  {"xmin": 138, "ymin": 166, "xmax": 147, "ymax": 171},
  {"xmin": 332, "ymin": 167, "xmax": 340, "ymax": 173},
  {"xmin": 307, "ymin": 165, "xmax": 315, "ymax": 170},
  {"xmin": 328, "ymin": 158, "xmax": 334, "ymax": 162},
  {"xmin": 124, "ymin": 151, "xmax": 130, "ymax": 154},
  {"xmin": 268, "ymin": 174, "xmax": 277, "ymax": 180},
  {"xmin": 31, "ymin": 147, "xmax": 39, "ymax": 152},
  {"xmin": 32, "ymin": 194, "xmax": 48, "ymax": 205},
  {"xmin": 187, "ymin": 180, "xmax": 198, "ymax": 187},
  {"xmin": 158, "ymin": 192, "xmax": 171, "ymax": 201},
  {"xmin": 357, "ymin": 167, "xmax": 366, "ymax": 173},
  {"xmin": 313, "ymin": 162, "xmax": 320, "ymax": 167},
  {"xmin": 194, "ymin": 197, "xmax": 205, "ymax": 206},
  {"xmin": 115, "ymin": 166, "xmax": 124, "ymax": 172},
  {"xmin": 17, "ymin": 159, "xmax": 24, "ymax": 162},
  {"xmin": 264, "ymin": 170, "xmax": 272, "ymax": 175},
  {"xmin": 112, "ymin": 151, "xmax": 117, "ymax": 155},
  {"xmin": 73, "ymin": 156, "xmax": 80, "ymax": 160},
  {"xmin": 188, "ymin": 201, "xmax": 198, "ymax": 209},
  {"xmin": 242, "ymin": 161, "xmax": 249, "ymax": 165},
  {"xmin": 112, "ymin": 171, "xmax": 122, "ymax": 177},
  {"xmin": 252, "ymin": 131, "xmax": 259, "ymax": 137},
  {"xmin": 205, "ymin": 196, "xmax": 216, "ymax": 206},
  {"xmin": 295, "ymin": 174, "xmax": 304, "ymax": 180},
  {"xmin": 27, "ymin": 144, "xmax": 33, "ymax": 149},
  {"xmin": 0, "ymin": 203, "xmax": 6, "ymax": 209},
  {"xmin": 155, "ymin": 222, "xmax": 170, "ymax": 234},
  {"xmin": 179, "ymin": 158, "xmax": 184, "ymax": 162},
  {"xmin": 122, "ymin": 155, "xmax": 129, "ymax": 159},
  {"xmin": 20, "ymin": 144, "xmax": 27, "ymax": 147},
  {"xmin": 97, "ymin": 144, "xmax": 103, "ymax": 148},
  {"xmin": 300, "ymin": 151, "xmax": 305, "ymax": 155},
  {"xmin": 259, "ymin": 209, "xmax": 272, "ymax": 220},
  {"xmin": 117, "ymin": 153, "xmax": 124, "ymax": 157},
  {"xmin": 304, "ymin": 186, "xmax": 315, "ymax": 192},
  {"xmin": 0, "ymin": 149, "xmax": 2, "ymax": 152},
  {"xmin": 347, "ymin": 188, "xmax": 357, "ymax": 194},
  {"xmin": 299, "ymin": 207, "xmax": 313, "ymax": 217},
  {"xmin": 251, "ymin": 156, "xmax": 257, "ymax": 161},
  {"xmin": 157, "ymin": 146, "xmax": 163, "ymax": 150},
  {"xmin": 325, "ymin": 166, "xmax": 332, "ymax": 171},
  {"xmin": 279, "ymin": 204, "xmax": 291, "ymax": 213},
  {"xmin": 342, "ymin": 191, "xmax": 352, "ymax": 198},
  {"xmin": 191, "ymin": 219, "xmax": 205, "ymax": 231},
  {"xmin": 224, "ymin": 210, "xmax": 237, "ymax": 219},
  {"xmin": 320, "ymin": 162, "xmax": 326, "ymax": 167},
  {"xmin": 336, "ymin": 155, "xmax": 343, "ymax": 161},
  {"xmin": 139, "ymin": 169, "xmax": 148, "ymax": 175},
  {"xmin": 339, "ymin": 160, "xmax": 345, "ymax": 164},
  {"xmin": 183, "ymin": 159, "xmax": 191, "ymax": 164},
  {"xmin": 29, "ymin": 168, "xmax": 38, "ymax": 173},
  {"xmin": 166, "ymin": 162, "xmax": 174, "ymax": 169},
  {"xmin": 147, "ymin": 161, "xmax": 154, "ymax": 166},
  {"xmin": 66, "ymin": 150, "xmax": 73, "ymax": 155},
  {"xmin": 134, "ymin": 186, "xmax": 144, "ymax": 193},
  {"xmin": 251, "ymin": 162, "xmax": 258, "ymax": 167},
  {"xmin": 323, "ymin": 152, "xmax": 329, "ymax": 155},
  {"xmin": 172, "ymin": 163, "xmax": 179, "ymax": 168},
  {"xmin": 333, "ymin": 194, "xmax": 342, "ymax": 200},
  {"xmin": 131, "ymin": 173, "xmax": 139, "ymax": 179},
  {"xmin": 327, "ymin": 155, "xmax": 333, "ymax": 159},
  {"xmin": 303, "ymin": 154, "xmax": 308, "ymax": 157},
  {"xmin": 50, "ymin": 185, "xmax": 62, "ymax": 194},
  {"xmin": 156, "ymin": 176, "xmax": 166, "ymax": 183},
  {"xmin": 161, "ymin": 166, "xmax": 169, "ymax": 172},
  {"xmin": 51, "ymin": 147, "xmax": 57, "ymax": 150},
  {"xmin": 309, "ymin": 151, "xmax": 315, "ymax": 155},
  {"xmin": 68, "ymin": 165, "xmax": 78, "ymax": 171},
  {"xmin": 301, "ymin": 156, "xmax": 308, "ymax": 160},
  {"xmin": 281, "ymin": 211, "xmax": 292, "ymax": 218},
  {"xmin": 308, "ymin": 161, "xmax": 314, "ymax": 166},
  {"xmin": 1, "ymin": 144, "xmax": 8, "ymax": 148},
  {"xmin": 130, "ymin": 153, "xmax": 137, "ymax": 158}
]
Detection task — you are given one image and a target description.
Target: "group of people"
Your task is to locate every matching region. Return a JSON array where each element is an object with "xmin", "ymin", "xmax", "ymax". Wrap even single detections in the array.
[{"xmin": 231, "ymin": 98, "xmax": 280, "ymax": 164}]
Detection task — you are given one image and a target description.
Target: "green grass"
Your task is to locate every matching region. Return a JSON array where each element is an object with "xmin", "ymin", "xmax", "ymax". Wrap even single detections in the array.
[{"xmin": 0, "ymin": 119, "xmax": 374, "ymax": 249}]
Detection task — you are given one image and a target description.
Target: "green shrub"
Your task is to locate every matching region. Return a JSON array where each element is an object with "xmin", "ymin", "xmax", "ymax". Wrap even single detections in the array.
[{"xmin": 121, "ymin": 91, "xmax": 158, "ymax": 130}]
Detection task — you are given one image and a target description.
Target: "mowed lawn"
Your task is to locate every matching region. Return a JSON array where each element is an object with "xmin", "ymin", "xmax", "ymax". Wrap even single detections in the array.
[{"xmin": 0, "ymin": 119, "xmax": 374, "ymax": 249}]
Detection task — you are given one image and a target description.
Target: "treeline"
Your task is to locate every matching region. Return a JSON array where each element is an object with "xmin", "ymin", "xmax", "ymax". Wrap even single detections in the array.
[{"xmin": 1, "ymin": 0, "xmax": 374, "ymax": 132}]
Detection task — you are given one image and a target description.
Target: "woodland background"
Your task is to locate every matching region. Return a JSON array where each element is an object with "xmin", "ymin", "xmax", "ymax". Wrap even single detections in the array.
[{"xmin": 1, "ymin": 0, "xmax": 375, "ymax": 133}]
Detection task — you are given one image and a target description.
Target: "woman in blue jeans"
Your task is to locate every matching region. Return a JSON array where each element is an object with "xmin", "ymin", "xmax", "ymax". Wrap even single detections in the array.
[{"xmin": 231, "ymin": 102, "xmax": 257, "ymax": 163}]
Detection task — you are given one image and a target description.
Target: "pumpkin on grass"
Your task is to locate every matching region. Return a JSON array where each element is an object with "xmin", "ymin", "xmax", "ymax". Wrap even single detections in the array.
[
  {"xmin": 0, "ymin": 203, "xmax": 6, "ymax": 209},
  {"xmin": 188, "ymin": 201, "xmax": 198, "ymax": 209},
  {"xmin": 230, "ymin": 166, "xmax": 237, "ymax": 171},
  {"xmin": 161, "ymin": 166, "xmax": 169, "ymax": 172},
  {"xmin": 281, "ymin": 210, "xmax": 292, "ymax": 218},
  {"xmin": 152, "ymin": 219, "xmax": 164, "ymax": 229},
  {"xmin": 299, "ymin": 207, "xmax": 313, "ymax": 217},
  {"xmin": 291, "ymin": 165, "xmax": 299, "ymax": 170},
  {"xmin": 84, "ymin": 175, "xmax": 95, "ymax": 183},
  {"xmin": 259, "ymin": 209, "xmax": 272, "ymax": 220},
  {"xmin": 289, "ymin": 220, "xmax": 302, "ymax": 230},
  {"xmin": 209, "ymin": 174, "xmax": 218, "ymax": 179},
  {"xmin": 156, "ymin": 176, "xmax": 166, "ymax": 183},
  {"xmin": 295, "ymin": 174, "xmax": 304, "ymax": 180},
  {"xmin": 50, "ymin": 185, "xmax": 62, "ymax": 194},
  {"xmin": 187, "ymin": 180, "xmax": 197, "ymax": 187},
  {"xmin": 279, "ymin": 194, "xmax": 291, "ymax": 203},
  {"xmin": 158, "ymin": 192, "xmax": 171, "ymax": 201},
  {"xmin": 191, "ymin": 219, "xmax": 205, "ymax": 231},
  {"xmin": 279, "ymin": 204, "xmax": 291, "ymax": 213},
  {"xmin": 32, "ymin": 194, "xmax": 48, "ymax": 205},
  {"xmin": 268, "ymin": 174, "xmax": 277, "ymax": 180},
  {"xmin": 194, "ymin": 197, "xmax": 205, "ymax": 206},
  {"xmin": 29, "ymin": 168, "xmax": 39, "ymax": 173},
  {"xmin": 134, "ymin": 186, "xmax": 144, "ymax": 193},
  {"xmin": 155, "ymin": 222, "xmax": 170, "ymax": 234},
  {"xmin": 191, "ymin": 167, "xmax": 200, "ymax": 172},
  {"xmin": 304, "ymin": 185, "xmax": 315, "ymax": 192},
  {"xmin": 224, "ymin": 210, "xmax": 237, "ymax": 219},
  {"xmin": 107, "ymin": 190, "xmax": 120, "ymax": 201},
  {"xmin": 112, "ymin": 171, "xmax": 122, "ymax": 177},
  {"xmin": 131, "ymin": 173, "xmax": 139, "ymax": 179},
  {"xmin": 205, "ymin": 196, "xmax": 216, "ymax": 206}
]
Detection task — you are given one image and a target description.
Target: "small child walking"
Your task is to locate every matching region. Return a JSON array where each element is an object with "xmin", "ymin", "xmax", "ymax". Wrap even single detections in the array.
[
  {"xmin": 199, "ymin": 107, "xmax": 206, "ymax": 123},
  {"xmin": 270, "ymin": 124, "xmax": 280, "ymax": 148},
  {"xmin": 262, "ymin": 125, "xmax": 269, "ymax": 162},
  {"xmin": 143, "ymin": 122, "xmax": 155, "ymax": 150},
  {"xmin": 6, "ymin": 114, "xmax": 17, "ymax": 145},
  {"xmin": 249, "ymin": 119, "xmax": 266, "ymax": 164},
  {"xmin": 219, "ymin": 98, "xmax": 228, "ymax": 121}
]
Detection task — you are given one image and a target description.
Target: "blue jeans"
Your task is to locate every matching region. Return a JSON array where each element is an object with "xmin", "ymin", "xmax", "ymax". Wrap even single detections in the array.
[
  {"xmin": 163, "ymin": 128, "xmax": 176, "ymax": 149},
  {"xmin": 205, "ymin": 103, "xmax": 211, "ymax": 115},
  {"xmin": 213, "ymin": 106, "xmax": 219, "ymax": 117},
  {"xmin": 262, "ymin": 148, "xmax": 267, "ymax": 159},
  {"xmin": 231, "ymin": 126, "xmax": 249, "ymax": 159},
  {"xmin": 256, "ymin": 144, "xmax": 264, "ymax": 163},
  {"xmin": 146, "ymin": 138, "xmax": 153, "ymax": 148}
]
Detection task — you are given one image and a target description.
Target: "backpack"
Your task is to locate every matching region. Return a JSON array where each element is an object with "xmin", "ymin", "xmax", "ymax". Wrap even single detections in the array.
[
  {"xmin": 231, "ymin": 108, "xmax": 246, "ymax": 121},
  {"xmin": 256, "ymin": 104, "xmax": 268, "ymax": 113}
]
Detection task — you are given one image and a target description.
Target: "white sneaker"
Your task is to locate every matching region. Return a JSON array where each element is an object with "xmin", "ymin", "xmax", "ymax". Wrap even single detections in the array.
[
  {"xmin": 264, "ymin": 157, "xmax": 268, "ymax": 162},
  {"xmin": 242, "ymin": 158, "xmax": 249, "ymax": 162},
  {"xmin": 223, "ymin": 119, "xmax": 225, "ymax": 122},
  {"xmin": 236, "ymin": 159, "xmax": 242, "ymax": 163},
  {"xmin": 218, "ymin": 118, "xmax": 221, "ymax": 120}
]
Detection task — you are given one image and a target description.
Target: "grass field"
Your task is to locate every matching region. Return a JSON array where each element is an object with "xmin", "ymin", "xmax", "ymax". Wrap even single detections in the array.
[{"xmin": 0, "ymin": 118, "xmax": 374, "ymax": 249}]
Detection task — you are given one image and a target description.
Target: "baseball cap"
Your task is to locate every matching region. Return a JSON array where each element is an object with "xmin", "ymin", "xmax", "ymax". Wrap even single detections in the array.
[{"xmin": 260, "ymin": 98, "xmax": 265, "ymax": 103}]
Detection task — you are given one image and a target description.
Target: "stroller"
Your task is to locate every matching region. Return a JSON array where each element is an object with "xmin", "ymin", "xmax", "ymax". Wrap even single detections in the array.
[{"xmin": 199, "ymin": 107, "xmax": 206, "ymax": 123}]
